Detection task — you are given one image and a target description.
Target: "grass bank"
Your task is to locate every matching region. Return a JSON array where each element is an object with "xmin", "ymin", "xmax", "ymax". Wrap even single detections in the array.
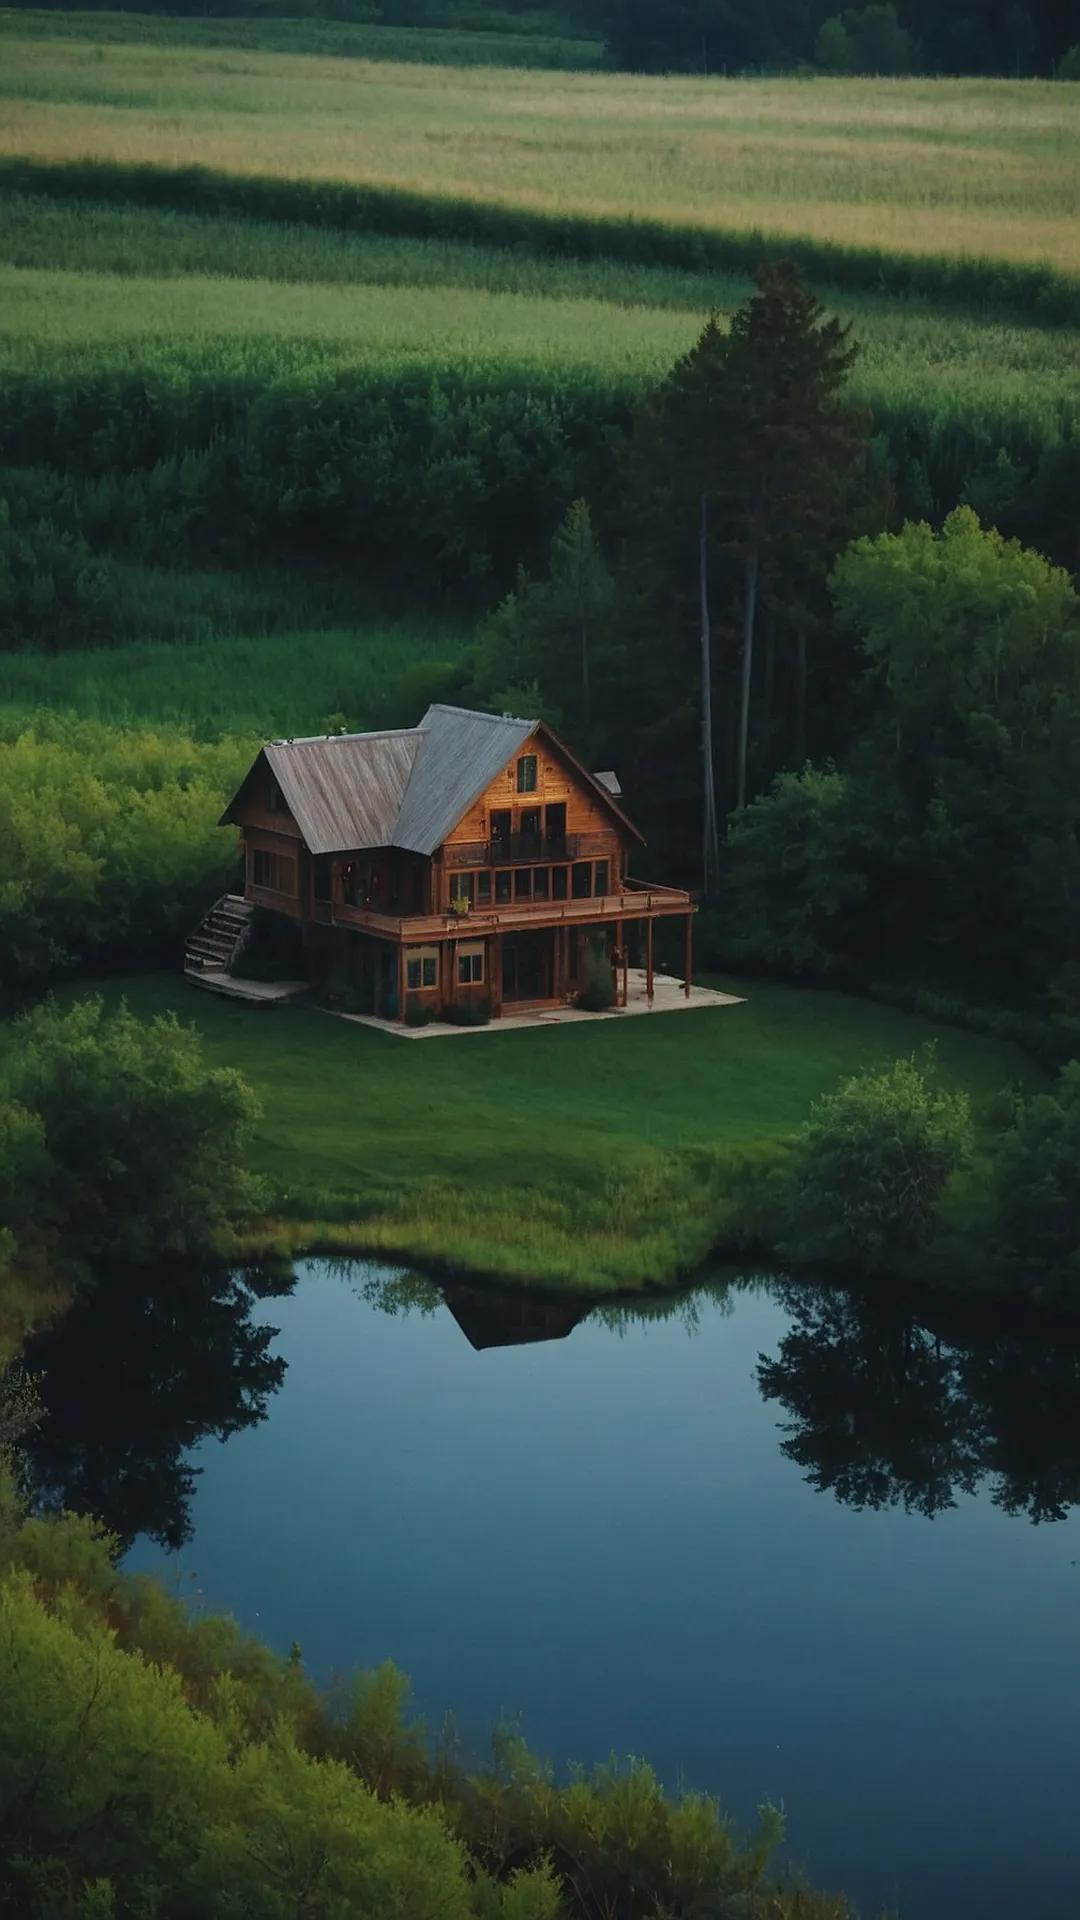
[
  {"xmin": 0, "ymin": 618, "xmax": 467, "ymax": 739},
  {"xmin": 72, "ymin": 972, "xmax": 1041, "ymax": 1294}
]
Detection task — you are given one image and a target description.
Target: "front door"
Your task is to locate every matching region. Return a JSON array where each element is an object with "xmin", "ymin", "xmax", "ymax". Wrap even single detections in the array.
[{"xmin": 502, "ymin": 930, "xmax": 554, "ymax": 1003}]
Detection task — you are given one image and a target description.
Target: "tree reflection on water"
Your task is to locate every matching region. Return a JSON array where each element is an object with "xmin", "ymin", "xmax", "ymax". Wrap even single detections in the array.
[
  {"xmin": 757, "ymin": 1280, "xmax": 1080, "ymax": 1524},
  {"xmin": 21, "ymin": 1262, "xmax": 290, "ymax": 1551}
]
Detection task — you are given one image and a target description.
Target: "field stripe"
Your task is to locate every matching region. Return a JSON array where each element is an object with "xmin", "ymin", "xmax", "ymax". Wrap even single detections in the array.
[{"xmin": 2, "ymin": 156, "xmax": 1078, "ymax": 327}]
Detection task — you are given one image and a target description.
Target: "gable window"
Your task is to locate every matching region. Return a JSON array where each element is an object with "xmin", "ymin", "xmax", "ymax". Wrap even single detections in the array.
[
  {"xmin": 572, "ymin": 862, "xmax": 592, "ymax": 900},
  {"xmin": 517, "ymin": 754, "xmax": 538, "ymax": 794},
  {"xmin": 457, "ymin": 942, "xmax": 485, "ymax": 986}
]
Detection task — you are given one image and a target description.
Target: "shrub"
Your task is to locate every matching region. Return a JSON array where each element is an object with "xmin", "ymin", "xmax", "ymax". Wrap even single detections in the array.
[
  {"xmin": 2, "ymin": 994, "xmax": 265, "ymax": 1270},
  {"xmin": 442, "ymin": 998, "xmax": 491, "ymax": 1027},
  {"xmin": 778, "ymin": 1052, "xmax": 973, "ymax": 1272},
  {"xmin": 574, "ymin": 942, "xmax": 616, "ymax": 1012},
  {"xmin": 405, "ymin": 994, "xmax": 433, "ymax": 1027},
  {"xmin": 990, "ymin": 1061, "xmax": 1080, "ymax": 1302}
]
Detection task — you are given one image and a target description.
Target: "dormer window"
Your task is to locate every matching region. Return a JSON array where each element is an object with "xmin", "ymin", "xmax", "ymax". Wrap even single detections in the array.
[{"xmin": 517, "ymin": 753, "xmax": 538, "ymax": 794}]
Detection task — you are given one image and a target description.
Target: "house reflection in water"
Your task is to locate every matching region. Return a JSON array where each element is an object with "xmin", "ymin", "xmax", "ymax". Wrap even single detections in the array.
[{"xmin": 441, "ymin": 1287, "xmax": 587, "ymax": 1352}]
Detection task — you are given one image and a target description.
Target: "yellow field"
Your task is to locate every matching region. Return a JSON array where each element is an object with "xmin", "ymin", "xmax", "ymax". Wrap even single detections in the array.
[{"xmin": 2, "ymin": 35, "xmax": 1079, "ymax": 273}]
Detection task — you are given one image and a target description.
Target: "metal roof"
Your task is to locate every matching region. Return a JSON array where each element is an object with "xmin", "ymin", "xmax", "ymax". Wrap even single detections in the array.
[
  {"xmin": 393, "ymin": 705, "xmax": 535, "ymax": 855},
  {"xmin": 221, "ymin": 705, "xmax": 641, "ymax": 855},
  {"xmin": 262, "ymin": 730, "xmax": 422, "ymax": 855}
]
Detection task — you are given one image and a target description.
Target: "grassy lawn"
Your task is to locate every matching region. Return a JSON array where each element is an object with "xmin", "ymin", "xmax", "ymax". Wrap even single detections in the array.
[{"xmin": 87, "ymin": 971, "xmax": 1040, "ymax": 1292}]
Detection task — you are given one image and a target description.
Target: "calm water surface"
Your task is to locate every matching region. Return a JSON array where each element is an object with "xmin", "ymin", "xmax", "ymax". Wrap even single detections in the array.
[{"xmin": 29, "ymin": 1262, "xmax": 1080, "ymax": 1918}]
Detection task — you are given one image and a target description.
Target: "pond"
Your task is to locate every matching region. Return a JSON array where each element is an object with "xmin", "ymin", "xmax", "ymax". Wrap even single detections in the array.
[{"xmin": 23, "ymin": 1260, "xmax": 1080, "ymax": 1919}]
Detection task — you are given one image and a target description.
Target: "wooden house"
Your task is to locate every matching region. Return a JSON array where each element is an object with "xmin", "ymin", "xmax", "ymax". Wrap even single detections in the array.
[{"xmin": 212, "ymin": 705, "xmax": 694, "ymax": 1020}]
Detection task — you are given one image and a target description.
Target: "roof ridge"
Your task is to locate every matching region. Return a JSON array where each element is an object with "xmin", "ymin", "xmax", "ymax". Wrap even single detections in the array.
[
  {"xmin": 269, "ymin": 726, "xmax": 423, "ymax": 747},
  {"xmin": 424, "ymin": 703, "xmax": 537, "ymax": 727}
]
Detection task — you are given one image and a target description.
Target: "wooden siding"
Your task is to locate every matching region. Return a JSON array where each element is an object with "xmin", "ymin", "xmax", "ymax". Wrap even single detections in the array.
[{"xmin": 444, "ymin": 736, "xmax": 620, "ymax": 849}]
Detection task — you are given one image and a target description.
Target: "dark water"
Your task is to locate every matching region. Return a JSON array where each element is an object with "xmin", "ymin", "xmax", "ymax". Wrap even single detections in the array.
[{"xmin": 24, "ymin": 1261, "xmax": 1080, "ymax": 1918}]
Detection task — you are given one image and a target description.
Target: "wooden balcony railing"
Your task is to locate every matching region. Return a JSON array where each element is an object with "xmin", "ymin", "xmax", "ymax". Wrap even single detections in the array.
[{"xmin": 444, "ymin": 830, "xmax": 617, "ymax": 870}]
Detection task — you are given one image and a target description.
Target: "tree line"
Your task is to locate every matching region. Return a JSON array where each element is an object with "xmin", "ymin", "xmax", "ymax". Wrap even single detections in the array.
[
  {"xmin": 5, "ymin": 0, "xmax": 1077, "ymax": 74},
  {"xmin": 599, "ymin": 0, "xmax": 1078, "ymax": 76}
]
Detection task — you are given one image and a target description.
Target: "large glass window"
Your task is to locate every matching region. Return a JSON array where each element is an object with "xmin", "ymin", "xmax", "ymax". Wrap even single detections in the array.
[
  {"xmin": 572, "ymin": 862, "xmax": 592, "ymax": 900},
  {"xmin": 594, "ymin": 860, "xmax": 610, "ymax": 898},
  {"xmin": 495, "ymin": 870, "xmax": 512, "ymax": 905},
  {"xmin": 477, "ymin": 872, "xmax": 492, "ymax": 905},
  {"xmin": 450, "ymin": 872, "xmax": 474, "ymax": 905},
  {"xmin": 552, "ymin": 866, "xmax": 568, "ymax": 901},
  {"xmin": 532, "ymin": 867, "xmax": 550, "ymax": 900},
  {"xmin": 517, "ymin": 754, "xmax": 538, "ymax": 794},
  {"xmin": 515, "ymin": 868, "xmax": 532, "ymax": 901}
]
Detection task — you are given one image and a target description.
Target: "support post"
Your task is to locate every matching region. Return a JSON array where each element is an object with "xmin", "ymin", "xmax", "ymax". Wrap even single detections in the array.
[
  {"xmin": 646, "ymin": 917, "xmax": 654, "ymax": 1005},
  {"xmin": 619, "ymin": 922, "xmax": 628, "ymax": 1009},
  {"xmin": 684, "ymin": 913, "xmax": 693, "ymax": 999},
  {"xmin": 492, "ymin": 934, "xmax": 503, "ymax": 1019},
  {"xmin": 397, "ymin": 942, "xmax": 407, "ymax": 1023}
]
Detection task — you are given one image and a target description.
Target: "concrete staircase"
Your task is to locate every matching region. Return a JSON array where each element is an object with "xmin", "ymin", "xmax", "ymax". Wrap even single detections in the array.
[{"xmin": 184, "ymin": 893, "xmax": 252, "ymax": 980}]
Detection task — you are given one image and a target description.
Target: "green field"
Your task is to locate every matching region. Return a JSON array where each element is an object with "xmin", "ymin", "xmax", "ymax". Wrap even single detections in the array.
[
  {"xmin": 2, "ymin": 27, "xmax": 1076, "ymax": 276},
  {"xmin": 2, "ymin": 199, "xmax": 1077, "ymax": 435},
  {"xmin": 0, "ymin": 621, "xmax": 463, "ymax": 737},
  {"xmin": 73, "ymin": 972, "xmax": 1040, "ymax": 1292}
]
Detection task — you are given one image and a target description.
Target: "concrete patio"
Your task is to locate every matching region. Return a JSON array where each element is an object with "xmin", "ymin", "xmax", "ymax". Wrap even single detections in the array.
[{"xmin": 332, "ymin": 968, "xmax": 744, "ymax": 1040}]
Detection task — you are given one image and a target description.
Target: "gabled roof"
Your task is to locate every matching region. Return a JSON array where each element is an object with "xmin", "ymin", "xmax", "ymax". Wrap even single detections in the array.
[
  {"xmin": 221, "ymin": 704, "xmax": 642, "ymax": 854},
  {"xmin": 393, "ymin": 706, "xmax": 535, "ymax": 855}
]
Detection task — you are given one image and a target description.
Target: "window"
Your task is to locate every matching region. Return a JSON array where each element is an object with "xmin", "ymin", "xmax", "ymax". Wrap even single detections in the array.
[
  {"xmin": 252, "ymin": 848, "xmax": 295, "ymax": 895},
  {"xmin": 515, "ymin": 868, "xmax": 532, "ymax": 901},
  {"xmin": 490, "ymin": 809, "xmax": 512, "ymax": 844},
  {"xmin": 450, "ymin": 872, "xmax": 474, "ymax": 905},
  {"xmin": 532, "ymin": 867, "xmax": 549, "ymax": 901},
  {"xmin": 458, "ymin": 943, "xmax": 485, "ymax": 986},
  {"xmin": 594, "ymin": 860, "xmax": 609, "ymax": 898},
  {"xmin": 406, "ymin": 947, "xmax": 439, "ymax": 991},
  {"xmin": 552, "ymin": 866, "xmax": 568, "ymax": 901},
  {"xmin": 572, "ymin": 862, "xmax": 592, "ymax": 900},
  {"xmin": 517, "ymin": 754, "xmax": 538, "ymax": 794},
  {"xmin": 477, "ymin": 871, "xmax": 492, "ymax": 905},
  {"xmin": 495, "ymin": 870, "xmax": 512, "ymax": 905}
]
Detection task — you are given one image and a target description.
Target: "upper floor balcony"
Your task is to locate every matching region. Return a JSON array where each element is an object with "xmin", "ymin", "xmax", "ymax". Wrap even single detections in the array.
[{"xmin": 445, "ymin": 830, "xmax": 615, "ymax": 870}]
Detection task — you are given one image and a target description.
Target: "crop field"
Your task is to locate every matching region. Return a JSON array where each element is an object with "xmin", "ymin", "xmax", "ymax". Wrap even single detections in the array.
[
  {"xmin": 2, "ymin": 248, "xmax": 1076, "ymax": 449},
  {"xmin": 1, "ymin": 24, "xmax": 1078, "ymax": 276},
  {"xmin": 0, "ymin": 13, "xmax": 1077, "ymax": 649}
]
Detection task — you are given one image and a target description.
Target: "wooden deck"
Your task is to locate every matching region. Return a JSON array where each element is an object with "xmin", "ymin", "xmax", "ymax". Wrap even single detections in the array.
[{"xmin": 312, "ymin": 879, "xmax": 693, "ymax": 944}]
